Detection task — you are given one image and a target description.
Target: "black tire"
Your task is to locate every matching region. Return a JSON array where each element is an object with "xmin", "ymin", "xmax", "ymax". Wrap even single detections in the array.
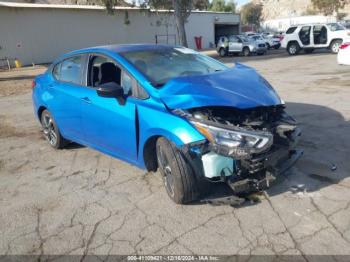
[
  {"xmin": 156, "ymin": 137, "xmax": 198, "ymax": 204},
  {"xmin": 266, "ymin": 43, "xmax": 271, "ymax": 49},
  {"xmin": 243, "ymin": 47, "xmax": 251, "ymax": 57},
  {"xmin": 304, "ymin": 48, "xmax": 314, "ymax": 54},
  {"xmin": 287, "ymin": 42, "xmax": 300, "ymax": 55},
  {"xmin": 330, "ymin": 40, "xmax": 342, "ymax": 54},
  {"xmin": 219, "ymin": 48, "xmax": 227, "ymax": 57},
  {"xmin": 40, "ymin": 110, "xmax": 68, "ymax": 149},
  {"xmin": 274, "ymin": 44, "xmax": 281, "ymax": 50}
]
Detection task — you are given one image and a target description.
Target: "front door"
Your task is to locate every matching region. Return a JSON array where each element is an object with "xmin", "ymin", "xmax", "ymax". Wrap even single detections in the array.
[
  {"xmin": 313, "ymin": 25, "xmax": 328, "ymax": 47},
  {"xmin": 80, "ymin": 54, "xmax": 138, "ymax": 163},
  {"xmin": 228, "ymin": 36, "xmax": 243, "ymax": 52},
  {"xmin": 299, "ymin": 26, "xmax": 312, "ymax": 46}
]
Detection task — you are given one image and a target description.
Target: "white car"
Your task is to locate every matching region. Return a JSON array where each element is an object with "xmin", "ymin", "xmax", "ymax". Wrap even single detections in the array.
[
  {"xmin": 281, "ymin": 23, "xmax": 350, "ymax": 55},
  {"xmin": 257, "ymin": 34, "xmax": 281, "ymax": 49},
  {"xmin": 338, "ymin": 42, "xmax": 350, "ymax": 65}
]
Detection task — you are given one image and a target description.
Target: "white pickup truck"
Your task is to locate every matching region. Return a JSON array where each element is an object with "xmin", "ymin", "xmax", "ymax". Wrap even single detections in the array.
[{"xmin": 281, "ymin": 23, "xmax": 350, "ymax": 55}]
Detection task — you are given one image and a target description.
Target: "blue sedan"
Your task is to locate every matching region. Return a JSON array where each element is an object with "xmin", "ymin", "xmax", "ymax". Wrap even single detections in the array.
[{"xmin": 32, "ymin": 44, "xmax": 302, "ymax": 204}]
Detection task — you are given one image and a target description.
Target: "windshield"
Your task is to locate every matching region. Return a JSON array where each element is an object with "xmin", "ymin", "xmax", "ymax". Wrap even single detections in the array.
[
  {"xmin": 120, "ymin": 47, "xmax": 229, "ymax": 88},
  {"xmin": 239, "ymin": 36, "xmax": 249, "ymax": 42},
  {"xmin": 328, "ymin": 23, "xmax": 346, "ymax": 31}
]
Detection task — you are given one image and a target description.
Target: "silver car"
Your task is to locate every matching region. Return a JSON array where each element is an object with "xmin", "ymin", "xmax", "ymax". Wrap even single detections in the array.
[{"xmin": 216, "ymin": 35, "xmax": 267, "ymax": 57}]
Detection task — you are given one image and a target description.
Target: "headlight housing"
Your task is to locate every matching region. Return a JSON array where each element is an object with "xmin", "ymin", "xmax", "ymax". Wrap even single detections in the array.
[{"xmin": 191, "ymin": 121, "xmax": 273, "ymax": 159}]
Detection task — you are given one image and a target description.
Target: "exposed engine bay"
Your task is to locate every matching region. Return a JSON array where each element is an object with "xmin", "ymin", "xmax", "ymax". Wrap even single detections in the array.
[{"xmin": 175, "ymin": 105, "xmax": 303, "ymax": 196}]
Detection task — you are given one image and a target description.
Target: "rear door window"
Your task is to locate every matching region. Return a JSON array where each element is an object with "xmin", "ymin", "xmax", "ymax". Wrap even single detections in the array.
[
  {"xmin": 286, "ymin": 27, "xmax": 297, "ymax": 34},
  {"xmin": 53, "ymin": 55, "xmax": 83, "ymax": 85}
]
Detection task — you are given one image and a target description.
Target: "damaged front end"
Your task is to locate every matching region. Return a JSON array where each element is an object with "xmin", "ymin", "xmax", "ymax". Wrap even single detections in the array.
[{"xmin": 175, "ymin": 105, "xmax": 303, "ymax": 195}]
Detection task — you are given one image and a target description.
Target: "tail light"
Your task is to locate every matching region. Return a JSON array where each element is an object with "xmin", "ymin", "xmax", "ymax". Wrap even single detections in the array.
[
  {"xmin": 340, "ymin": 43, "xmax": 350, "ymax": 50},
  {"xmin": 31, "ymin": 80, "xmax": 36, "ymax": 89}
]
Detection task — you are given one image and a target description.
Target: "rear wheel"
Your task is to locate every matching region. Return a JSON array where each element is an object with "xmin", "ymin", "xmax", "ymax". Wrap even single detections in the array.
[
  {"xmin": 40, "ymin": 110, "xmax": 68, "ymax": 149},
  {"xmin": 243, "ymin": 47, "xmax": 251, "ymax": 57},
  {"xmin": 219, "ymin": 48, "xmax": 227, "ymax": 57},
  {"xmin": 330, "ymin": 40, "xmax": 342, "ymax": 54},
  {"xmin": 156, "ymin": 137, "xmax": 198, "ymax": 204},
  {"xmin": 287, "ymin": 42, "xmax": 300, "ymax": 55}
]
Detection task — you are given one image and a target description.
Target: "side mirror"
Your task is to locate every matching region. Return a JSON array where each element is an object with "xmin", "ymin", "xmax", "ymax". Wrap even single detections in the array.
[{"xmin": 97, "ymin": 82, "xmax": 126, "ymax": 105}]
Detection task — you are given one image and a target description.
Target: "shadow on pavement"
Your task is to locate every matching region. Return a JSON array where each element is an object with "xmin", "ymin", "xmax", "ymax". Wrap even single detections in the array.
[{"xmin": 215, "ymin": 49, "xmax": 334, "ymax": 64}]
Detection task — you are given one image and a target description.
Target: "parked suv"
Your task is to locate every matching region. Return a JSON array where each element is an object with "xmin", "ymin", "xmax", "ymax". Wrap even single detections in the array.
[
  {"xmin": 282, "ymin": 23, "xmax": 350, "ymax": 55},
  {"xmin": 217, "ymin": 35, "xmax": 267, "ymax": 57}
]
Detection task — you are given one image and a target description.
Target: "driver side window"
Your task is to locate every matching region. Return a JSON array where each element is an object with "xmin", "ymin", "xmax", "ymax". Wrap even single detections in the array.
[
  {"xmin": 88, "ymin": 55, "xmax": 133, "ymax": 96},
  {"xmin": 88, "ymin": 54, "xmax": 148, "ymax": 99}
]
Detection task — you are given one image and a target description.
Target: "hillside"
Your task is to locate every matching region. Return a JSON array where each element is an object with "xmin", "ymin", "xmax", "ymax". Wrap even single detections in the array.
[{"xmin": 253, "ymin": 0, "xmax": 350, "ymax": 20}]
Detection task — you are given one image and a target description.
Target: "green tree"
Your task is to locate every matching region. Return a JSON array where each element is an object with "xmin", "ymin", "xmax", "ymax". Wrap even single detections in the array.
[
  {"xmin": 209, "ymin": 0, "xmax": 236, "ymax": 13},
  {"xmin": 240, "ymin": 2, "xmax": 262, "ymax": 27},
  {"xmin": 193, "ymin": 0, "xmax": 210, "ymax": 10},
  {"xmin": 311, "ymin": 0, "xmax": 348, "ymax": 16}
]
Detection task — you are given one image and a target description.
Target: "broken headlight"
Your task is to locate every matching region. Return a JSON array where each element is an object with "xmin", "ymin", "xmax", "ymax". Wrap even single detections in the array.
[{"xmin": 191, "ymin": 121, "xmax": 273, "ymax": 159}]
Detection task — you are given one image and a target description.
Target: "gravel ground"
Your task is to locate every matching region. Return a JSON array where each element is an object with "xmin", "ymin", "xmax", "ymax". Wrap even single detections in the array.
[{"xmin": 0, "ymin": 50, "xmax": 350, "ymax": 258}]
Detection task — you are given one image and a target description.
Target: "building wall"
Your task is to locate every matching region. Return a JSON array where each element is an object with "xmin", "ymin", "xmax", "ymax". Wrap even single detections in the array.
[{"xmin": 0, "ymin": 6, "xmax": 239, "ymax": 65}]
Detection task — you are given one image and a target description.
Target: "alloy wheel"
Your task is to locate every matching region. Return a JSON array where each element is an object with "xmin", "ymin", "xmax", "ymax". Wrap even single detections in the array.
[
  {"xmin": 157, "ymin": 145, "xmax": 175, "ymax": 198},
  {"xmin": 289, "ymin": 45, "xmax": 297, "ymax": 55},
  {"xmin": 332, "ymin": 42, "xmax": 340, "ymax": 53},
  {"xmin": 42, "ymin": 113, "xmax": 57, "ymax": 146}
]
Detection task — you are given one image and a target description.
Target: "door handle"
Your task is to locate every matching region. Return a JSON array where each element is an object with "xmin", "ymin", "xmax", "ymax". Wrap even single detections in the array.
[{"xmin": 81, "ymin": 97, "xmax": 92, "ymax": 104}]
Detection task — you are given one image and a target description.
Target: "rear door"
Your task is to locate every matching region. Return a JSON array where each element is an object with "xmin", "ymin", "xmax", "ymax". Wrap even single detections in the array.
[
  {"xmin": 79, "ymin": 54, "xmax": 138, "ymax": 163},
  {"xmin": 313, "ymin": 25, "xmax": 328, "ymax": 47},
  {"xmin": 48, "ymin": 54, "xmax": 87, "ymax": 140}
]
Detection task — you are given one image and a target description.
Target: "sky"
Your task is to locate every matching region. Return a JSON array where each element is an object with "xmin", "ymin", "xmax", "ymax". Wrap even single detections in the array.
[{"xmin": 234, "ymin": 0, "xmax": 251, "ymax": 8}]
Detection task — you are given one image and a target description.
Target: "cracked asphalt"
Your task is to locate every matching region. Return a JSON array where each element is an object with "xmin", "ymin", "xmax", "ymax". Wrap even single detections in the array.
[{"xmin": 0, "ymin": 50, "xmax": 350, "ymax": 258}]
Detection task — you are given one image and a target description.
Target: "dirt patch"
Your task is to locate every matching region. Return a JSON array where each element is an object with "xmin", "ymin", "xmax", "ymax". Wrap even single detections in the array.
[
  {"xmin": 0, "ymin": 115, "xmax": 41, "ymax": 138},
  {"xmin": 314, "ymin": 77, "xmax": 350, "ymax": 87},
  {"xmin": 0, "ymin": 65, "xmax": 47, "ymax": 97},
  {"xmin": 0, "ymin": 79, "xmax": 33, "ymax": 97},
  {"xmin": 0, "ymin": 115, "xmax": 19, "ymax": 137}
]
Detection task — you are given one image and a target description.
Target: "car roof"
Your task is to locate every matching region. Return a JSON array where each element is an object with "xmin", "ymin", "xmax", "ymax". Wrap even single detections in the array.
[{"xmin": 66, "ymin": 44, "xmax": 176, "ymax": 57}]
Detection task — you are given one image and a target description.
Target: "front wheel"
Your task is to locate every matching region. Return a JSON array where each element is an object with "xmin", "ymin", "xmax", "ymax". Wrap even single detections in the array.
[
  {"xmin": 219, "ymin": 48, "xmax": 227, "ymax": 57},
  {"xmin": 287, "ymin": 42, "xmax": 300, "ymax": 55},
  {"xmin": 41, "ymin": 110, "xmax": 68, "ymax": 149},
  {"xmin": 330, "ymin": 40, "xmax": 342, "ymax": 54},
  {"xmin": 243, "ymin": 47, "xmax": 251, "ymax": 57},
  {"xmin": 156, "ymin": 138, "xmax": 198, "ymax": 204}
]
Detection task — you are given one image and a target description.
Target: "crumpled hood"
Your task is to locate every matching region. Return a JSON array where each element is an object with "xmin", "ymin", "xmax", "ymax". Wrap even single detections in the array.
[{"xmin": 159, "ymin": 63, "xmax": 282, "ymax": 110}]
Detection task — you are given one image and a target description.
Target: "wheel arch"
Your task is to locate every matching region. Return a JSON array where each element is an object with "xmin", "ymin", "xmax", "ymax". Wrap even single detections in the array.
[
  {"xmin": 37, "ymin": 106, "xmax": 47, "ymax": 120},
  {"xmin": 141, "ymin": 128, "xmax": 200, "ymax": 172},
  {"xmin": 287, "ymin": 40, "xmax": 300, "ymax": 48},
  {"xmin": 329, "ymin": 38, "xmax": 343, "ymax": 47}
]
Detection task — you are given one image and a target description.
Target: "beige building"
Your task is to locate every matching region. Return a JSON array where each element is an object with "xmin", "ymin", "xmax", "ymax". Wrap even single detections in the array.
[{"xmin": 0, "ymin": 1, "xmax": 240, "ymax": 65}]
